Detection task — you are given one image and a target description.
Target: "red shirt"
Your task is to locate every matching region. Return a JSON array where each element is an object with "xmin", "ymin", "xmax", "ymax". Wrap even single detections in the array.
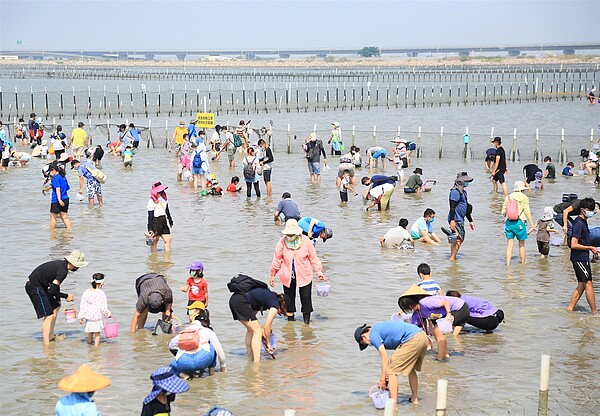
[
  {"xmin": 226, "ymin": 183, "xmax": 238, "ymax": 192},
  {"xmin": 186, "ymin": 277, "xmax": 208, "ymax": 302}
]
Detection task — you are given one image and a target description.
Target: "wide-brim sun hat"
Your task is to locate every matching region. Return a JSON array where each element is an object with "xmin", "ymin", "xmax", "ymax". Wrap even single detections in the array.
[
  {"xmin": 188, "ymin": 261, "xmax": 204, "ymax": 271},
  {"xmin": 179, "ymin": 120, "xmax": 186, "ymax": 126},
  {"xmin": 541, "ymin": 206, "xmax": 555, "ymax": 221},
  {"xmin": 41, "ymin": 140, "xmax": 47, "ymax": 146},
  {"xmin": 281, "ymin": 219, "xmax": 302, "ymax": 235},
  {"xmin": 58, "ymin": 364, "xmax": 111, "ymax": 393},
  {"xmin": 186, "ymin": 301, "xmax": 206, "ymax": 310},
  {"xmin": 456, "ymin": 171, "xmax": 473, "ymax": 182},
  {"xmin": 399, "ymin": 284, "xmax": 431, "ymax": 299},
  {"xmin": 413, "ymin": 168, "xmax": 423, "ymax": 175},
  {"xmin": 513, "ymin": 181, "xmax": 527, "ymax": 192},
  {"xmin": 65, "ymin": 250, "xmax": 89, "ymax": 268},
  {"xmin": 390, "ymin": 136, "xmax": 402, "ymax": 144},
  {"xmin": 144, "ymin": 366, "xmax": 189, "ymax": 404},
  {"xmin": 204, "ymin": 407, "xmax": 235, "ymax": 416},
  {"xmin": 151, "ymin": 182, "xmax": 168, "ymax": 194},
  {"xmin": 332, "ymin": 122, "xmax": 339, "ymax": 127}
]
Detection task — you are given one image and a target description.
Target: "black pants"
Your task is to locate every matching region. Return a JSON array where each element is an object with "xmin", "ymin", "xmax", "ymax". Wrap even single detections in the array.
[
  {"xmin": 246, "ymin": 182, "xmax": 261, "ymax": 197},
  {"xmin": 467, "ymin": 309, "xmax": 504, "ymax": 331},
  {"xmin": 340, "ymin": 191, "xmax": 348, "ymax": 202},
  {"xmin": 283, "ymin": 277, "xmax": 313, "ymax": 314}
]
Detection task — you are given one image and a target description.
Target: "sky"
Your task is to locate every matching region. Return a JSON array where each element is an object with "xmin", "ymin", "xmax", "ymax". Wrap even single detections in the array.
[{"xmin": 1, "ymin": 1, "xmax": 598, "ymax": 51}]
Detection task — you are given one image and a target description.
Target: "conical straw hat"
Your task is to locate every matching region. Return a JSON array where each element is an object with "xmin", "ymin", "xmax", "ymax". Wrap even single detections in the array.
[
  {"xmin": 399, "ymin": 284, "xmax": 431, "ymax": 299},
  {"xmin": 58, "ymin": 364, "xmax": 111, "ymax": 393}
]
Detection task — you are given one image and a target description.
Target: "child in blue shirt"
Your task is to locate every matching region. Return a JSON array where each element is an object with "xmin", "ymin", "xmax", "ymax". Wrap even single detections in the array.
[{"xmin": 562, "ymin": 162, "xmax": 575, "ymax": 176}]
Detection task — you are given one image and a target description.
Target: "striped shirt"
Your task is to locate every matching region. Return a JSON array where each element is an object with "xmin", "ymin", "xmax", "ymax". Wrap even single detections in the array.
[{"xmin": 417, "ymin": 279, "xmax": 442, "ymax": 295}]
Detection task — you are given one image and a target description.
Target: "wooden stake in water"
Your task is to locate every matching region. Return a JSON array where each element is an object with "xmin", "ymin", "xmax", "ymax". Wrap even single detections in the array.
[
  {"xmin": 372, "ymin": 125, "xmax": 377, "ymax": 146},
  {"xmin": 538, "ymin": 355, "xmax": 550, "ymax": 416},
  {"xmin": 436, "ymin": 379, "xmax": 448, "ymax": 416},
  {"xmin": 416, "ymin": 126, "xmax": 422, "ymax": 158},
  {"xmin": 510, "ymin": 128, "xmax": 519, "ymax": 161},
  {"xmin": 287, "ymin": 124, "xmax": 291, "ymax": 154},
  {"xmin": 438, "ymin": 127, "xmax": 444, "ymax": 159},
  {"xmin": 352, "ymin": 125, "xmax": 356, "ymax": 146},
  {"xmin": 534, "ymin": 128, "xmax": 541, "ymax": 162},
  {"xmin": 589, "ymin": 128, "xmax": 595, "ymax": 152},
  {"xmin": 558, "ymin": 128, "xmax": 567, "ymax": 163}
]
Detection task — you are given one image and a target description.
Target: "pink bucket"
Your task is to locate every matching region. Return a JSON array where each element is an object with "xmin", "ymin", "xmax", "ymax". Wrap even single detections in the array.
[
  {"xmin": 103, "ymin": 317, "xmax": 119, "ymax": 339},
  {"xmin": 64, "ymin": 305, "xmax": 77, "ymax": 323}
]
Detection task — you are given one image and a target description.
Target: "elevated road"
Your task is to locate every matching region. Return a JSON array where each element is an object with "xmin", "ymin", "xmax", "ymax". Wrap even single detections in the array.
[{"xmin": 1, "ymin": 43, "xmax": 599, "ymax": 60}]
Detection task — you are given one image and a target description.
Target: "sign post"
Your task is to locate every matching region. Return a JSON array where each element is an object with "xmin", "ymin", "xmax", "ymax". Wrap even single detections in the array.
[{"xmin": 195, "ymin": 112, "xmax": 215, "ymax": 129}]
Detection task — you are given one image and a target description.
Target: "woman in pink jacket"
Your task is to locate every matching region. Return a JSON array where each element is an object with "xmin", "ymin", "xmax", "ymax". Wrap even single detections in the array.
[{"xmin": 270, "ymin": 219, "xmax": 326, "ymax": 325}]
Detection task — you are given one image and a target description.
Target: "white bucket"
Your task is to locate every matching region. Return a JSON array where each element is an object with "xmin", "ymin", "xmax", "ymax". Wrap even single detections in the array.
[
  {"xmin": 316, "ymin": 281, "xmax": 330, "ymax": 297},
  {"xmin": 437, "ymin": 317, "xmax": 453, "ymax": 334},
  {"xmin": 550, "ymin": 236, "xmax": 563, "ymax": 246},
  {"xmin": 369, "ymin": 385, "xmax": 390, "ymax": 409}
]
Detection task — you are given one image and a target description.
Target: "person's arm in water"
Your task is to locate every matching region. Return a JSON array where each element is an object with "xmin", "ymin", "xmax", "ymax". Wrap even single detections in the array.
[
  {"xmin": 379, "ymin": 237, "xmax": 386, "ymax": 247},
  {"xmin": 78, "ymin": 172, "xmax": 85, "ymax": 195},
  {"xmin": 262, "ymin": 307, "xmax": 279, "ymax": 352}
]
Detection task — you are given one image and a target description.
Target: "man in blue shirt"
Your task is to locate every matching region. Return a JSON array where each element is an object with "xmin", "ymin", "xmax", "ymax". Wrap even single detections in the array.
[
  {"xmin": 446, "ymin": 172, "xmax": 474, "ymax": 261},
  {"xmin": 273, "ymin": 192, "xmax": 301, "ymax": 223},
  {"xmin": 129, "ymin": 123, "xmax": 141, "ymax": 149},
  {"xmin": 567, "ymin": 197, "xmax": 598, "ymax": 314},
  {"xmin": 298, "ymin": 216, "xmax": 333, "ymax": 243},
  {"xmin": 355, "ymin": 321, "xmax": 428, "ymax": 407}
]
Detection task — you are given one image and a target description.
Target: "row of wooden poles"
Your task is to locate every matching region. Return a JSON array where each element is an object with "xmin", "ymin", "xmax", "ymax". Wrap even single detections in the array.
[
  {"xmin": 0, "ymin": 79, "xmax": 596, "ymax": 120},
  {"xmin": 283, "ymin": 355, "xmax": 553, "ymax": 415},
  {"xmin": 4, "ymin": 117, "xmax": 596, "ymax": 164},
  {"xmin": 3, "ymin": 64, "xmax": 598, "ymax": 83}
]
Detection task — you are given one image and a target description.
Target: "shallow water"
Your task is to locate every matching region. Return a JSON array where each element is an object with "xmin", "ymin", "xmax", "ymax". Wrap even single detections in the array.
[{"xmin": 0, "ymin": 93, "xmax": 599, "ymax": 415}]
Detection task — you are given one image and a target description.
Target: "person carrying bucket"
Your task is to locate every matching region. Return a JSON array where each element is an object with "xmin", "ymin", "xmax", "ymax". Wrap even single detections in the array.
[
  {"xmin": 354, "ymin": 320, "xmax": 428, "ymax": 408},
  {"xmin": 25, "ymin": 251, "xmax": 89, "ymax": 345},
  {"xmin": 78, "ymin": 273, "xmax": 112, "ymax": 347}
]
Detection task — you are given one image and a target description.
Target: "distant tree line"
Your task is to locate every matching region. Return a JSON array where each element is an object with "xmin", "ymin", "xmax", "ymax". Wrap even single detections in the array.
[{"xmin": 358, "ymin": 47, "xmax": 381, "ymax": 57}]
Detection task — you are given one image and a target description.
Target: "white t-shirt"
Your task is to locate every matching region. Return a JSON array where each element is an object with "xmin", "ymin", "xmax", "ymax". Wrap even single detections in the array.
[
  {"xmin": 147, "ymin": 197, "xmax": 168, "ymax": 217},
  {"xmin": 382, "ymin": 227, "xmax": 412, "ymax": 248},
  {"xmin": 369, "ymin": 182, "xmax": 394, "ymax": 199}
]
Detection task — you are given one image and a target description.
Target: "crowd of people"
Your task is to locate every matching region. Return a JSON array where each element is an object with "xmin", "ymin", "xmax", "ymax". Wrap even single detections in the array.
[{"xmin": 4, "ymin": 114, "xmax": 598, "ymax": 415}]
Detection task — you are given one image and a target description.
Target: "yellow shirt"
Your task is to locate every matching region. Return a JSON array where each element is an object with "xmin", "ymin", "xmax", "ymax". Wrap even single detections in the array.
[
  {"xmin": 174, "ymin": 126, "xmax": 187, "ymax": 145},
  {"xmin": 501, "ymin": 191, "xmax": 530, "ymax": 221},
  {"xmin": 71, "ymin": 128, "xmax": 87, "ymax": 147}
]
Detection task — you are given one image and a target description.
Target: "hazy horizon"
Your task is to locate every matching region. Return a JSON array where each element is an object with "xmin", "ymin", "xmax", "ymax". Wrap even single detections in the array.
[{"xmin": 1, "ymin": 1, "xmax": 599, "ymax": 51}]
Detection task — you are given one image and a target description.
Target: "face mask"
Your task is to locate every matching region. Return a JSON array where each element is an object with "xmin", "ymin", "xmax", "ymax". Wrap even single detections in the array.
[
  {"xmin": 463, "ymin": 182, "xmax": 470, "ymax": 188},
  {"xmin": 427, "ymin": 218, "xmax": 435, "ymax": 223},
  {"xmin": 585, "ymin": 210, "xmax": 596, "ymax": 219}
]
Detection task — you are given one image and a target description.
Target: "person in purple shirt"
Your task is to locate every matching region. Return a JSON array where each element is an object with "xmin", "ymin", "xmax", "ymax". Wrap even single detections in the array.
[
  {"xmin": 398, "ymin": 285, "xmax": 470, "ymax": 360},
  {"xmin": 446, "ymin": 291, "xmax": 505, "ymax": 332}
]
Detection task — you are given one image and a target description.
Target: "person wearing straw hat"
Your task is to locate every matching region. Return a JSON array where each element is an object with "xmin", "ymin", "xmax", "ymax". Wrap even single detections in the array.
[
  {"xmin": 55, "ymin": 364, "xmax": 111, "ymax": 416},
  {"xmin": 355, "ymin": 320, "xmax": 428, "ymax": 407},
  {"xmin": 501, "ymin": 181, "xmax": 536, "ymax": 266},
  {"xmin": 270, "ymin": 219, "xmax": 326, "ymax": 324},
  {"xmin": 25, "ymin": 250, "xmax": 88, "ymax": 345},
  {"xmin": 397, "ymin": 284, "xmax": 470, "ymax": 361},
  {"xmin": 141, "ymin": 366, "xmax": 189, "ymax": 416}
]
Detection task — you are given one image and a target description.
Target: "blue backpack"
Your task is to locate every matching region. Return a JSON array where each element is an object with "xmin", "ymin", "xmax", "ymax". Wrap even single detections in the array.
[{"xmin": 193, "ymin": 151, "xmax": 203, "ymax": 169}]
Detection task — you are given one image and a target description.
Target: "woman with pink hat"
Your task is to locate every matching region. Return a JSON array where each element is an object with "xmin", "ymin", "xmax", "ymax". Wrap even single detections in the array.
[{"xmin": 147, "ymin": 182, "xmax": 173, "ymax": 252}]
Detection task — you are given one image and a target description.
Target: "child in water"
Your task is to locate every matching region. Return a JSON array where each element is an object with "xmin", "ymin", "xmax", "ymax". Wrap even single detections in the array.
[
  {"xmin": 181, "ymin": 262, "xmax": 209, "ymax": 322},
  {"xmin": 122, "ymin": 145, "xmax": 134, "ymax": 167},
  {"xmin": 562, "ymin": 162, "xmax": 576, "ymax": 176},
  {"xmin": 535, "ymin": 206, "xmax": 558, "ymax": 258},
  {"xmin": 226, "ymin": 176, "xmax": 242, "ymax": 192},
  {"xmin": 78, "ymin": 273, "xmax": 111, "ymax": 347},
  {"xmin": 339, "ymin": 169, "xmax": 352, "ymax": 202}
]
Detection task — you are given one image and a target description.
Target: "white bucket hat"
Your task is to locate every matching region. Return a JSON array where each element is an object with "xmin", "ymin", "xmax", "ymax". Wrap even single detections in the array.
[{"xmin": 64, "ymin": 250, "xmax": 89, "ymax": 268}]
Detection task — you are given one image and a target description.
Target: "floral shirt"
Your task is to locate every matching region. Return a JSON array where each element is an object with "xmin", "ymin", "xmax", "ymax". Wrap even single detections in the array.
[{"xmin": 78, "ymin": 288, "xmax": 110, "ymax": 322}]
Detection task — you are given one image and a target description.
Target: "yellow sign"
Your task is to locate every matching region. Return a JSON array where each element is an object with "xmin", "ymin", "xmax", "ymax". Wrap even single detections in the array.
[{"xmin": 196, "ymin": 113, "xmax": 215, "ymax": 129}]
